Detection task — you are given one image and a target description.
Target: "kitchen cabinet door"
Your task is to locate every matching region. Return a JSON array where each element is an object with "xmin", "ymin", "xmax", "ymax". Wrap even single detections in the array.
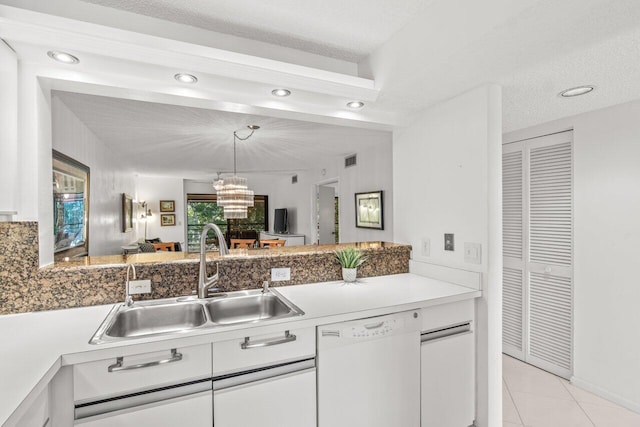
[
  {"xmin": 75, "ymin": 391, "xmax": 212, "ymax": 427},
  {"xmin": 421, "ymin": 331, "xmax": 474, "ymax": 427},
  {"xmin": 214, "ymin": 369, "xmax": 316, "ymax": 427}
]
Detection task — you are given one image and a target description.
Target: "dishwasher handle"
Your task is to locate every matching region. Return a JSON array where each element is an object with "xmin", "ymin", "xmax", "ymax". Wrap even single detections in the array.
[{"xmin": 241, "ymin": 330, "xmax": 296, "ymax": 349}]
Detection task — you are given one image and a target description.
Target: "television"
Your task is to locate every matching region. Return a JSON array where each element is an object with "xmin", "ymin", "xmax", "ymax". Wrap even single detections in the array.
[{"xmin": 274, "ymin": 208, "xmax": 288, "ymax": 234}]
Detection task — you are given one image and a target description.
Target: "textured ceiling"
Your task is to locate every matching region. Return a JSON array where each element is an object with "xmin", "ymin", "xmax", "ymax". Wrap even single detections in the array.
[
  {"xmin": 363, "ymin": 0, "xmax": 640, "ymax": 132},
  {"xmin": 53, "ymin": 91, "xmax": 391, "ymax": 179},
  {"xmin": 80, "ymin": 0, "xmax": 431, "ymax": 61}
]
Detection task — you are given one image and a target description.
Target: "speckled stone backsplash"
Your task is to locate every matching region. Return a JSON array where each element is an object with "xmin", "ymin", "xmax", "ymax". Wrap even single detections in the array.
[{"xmin": 0, "ymin": 222, "xmax": 410, "ymax": 315}]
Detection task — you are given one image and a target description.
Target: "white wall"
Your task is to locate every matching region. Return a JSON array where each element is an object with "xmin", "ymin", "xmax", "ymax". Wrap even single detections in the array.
[
  {"xmin": 137, "ymin": 176, "xmax": 185, "ymax": 245},
  {"xmin": 505, "ymin": 98, "xmax": 640, "ymax": 413},
  {"xmin": 266, "ymin": 141, "xmax": 394, "ymax": 245},
  {"xmin": 393, "ymin": 85, "xmax": 503, "ymax": 427},
  {"xmin": 266, "ymin": 174, "xmax": 313, "ymax": 241},
  {"xmin": 52, "ymin": 95, "xmax": 138, "ymax": 256},
  {"xmin": 0, "ymin": 41, "xmax": 18, "ymax": 217},
  {"xmin": 339, "ymin": 141, "xmax": 394, "ymax": 243}
]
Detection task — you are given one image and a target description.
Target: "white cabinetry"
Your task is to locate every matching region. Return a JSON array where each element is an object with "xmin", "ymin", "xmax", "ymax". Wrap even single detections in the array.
[
  {"xmin": 420, "ymin": 301, "xmax": 475, "ymax": 427},
  {"xmin": 13, "ymin": 386, "xmax": 49, "ymax": 427},
  {"xmin": 259, "ymin": 232, "xmax": 305, "ymax": 246},
  {"xmin": 73, "ymin": 344, "xmax": 212, "ymax": 426},
  {"xmin": 214, "ymin": 369, "xmax": 316, "ymax": 427},
  {"xmin": 75, "ymin": 392, "xmax": 212, "ymax": 427},
  {"xmin": 212, "ymin": 327, "xmax": 316, "ymax": 427}
]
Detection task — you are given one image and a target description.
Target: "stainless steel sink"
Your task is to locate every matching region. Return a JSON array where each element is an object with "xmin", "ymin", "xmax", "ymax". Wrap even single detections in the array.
[
  {"xmin": 205, "ymin": 290, "xmax": 299, "ymax": 325},
  {"xmin": 105, "ymin": 302, "xmax": 208, "ymax": 338},
  {"xmin": 90, "ymin": 289, "xmax": 304, "ymax": 344}
]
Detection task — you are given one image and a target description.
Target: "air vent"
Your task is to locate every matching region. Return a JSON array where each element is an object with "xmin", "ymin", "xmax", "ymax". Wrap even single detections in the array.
[
  {"xmin": 292, "ymin": 175, "xmax": 298, "ymax": 184},
  {"xmin": 345, "ymin": 154, "xmax": 357, "ymax": 168}
]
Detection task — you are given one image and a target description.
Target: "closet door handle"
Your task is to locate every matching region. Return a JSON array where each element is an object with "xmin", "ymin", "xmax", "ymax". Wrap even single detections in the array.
[
  {"xmin": 241, "ymin": 331, "xmax": 296, "ymax": 349},
  {"xmin": 108, "ymin": 348, "xmax": 183, "ymax": 372}
]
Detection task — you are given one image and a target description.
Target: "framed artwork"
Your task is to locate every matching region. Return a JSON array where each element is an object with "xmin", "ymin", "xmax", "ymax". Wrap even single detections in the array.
[
  {"xmin": 161, "ymin": 213, "xmax": 176, "ymax": 226},
  {"xmin": 355, "ymin": 191, "xmax": 384, "ymax": 230},
  {"xmin": 121, "ymin": 193, "xmax": 133, "ymax": 232},
  {"xmin": 160, "ymin": 200, "xmax": 175, "ymax": 212}
]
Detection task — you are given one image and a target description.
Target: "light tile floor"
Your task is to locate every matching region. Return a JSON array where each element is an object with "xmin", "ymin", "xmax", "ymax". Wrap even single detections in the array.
[{"xmin": 503, "ymin": 354, "xmax": 640, "ymax": 427}]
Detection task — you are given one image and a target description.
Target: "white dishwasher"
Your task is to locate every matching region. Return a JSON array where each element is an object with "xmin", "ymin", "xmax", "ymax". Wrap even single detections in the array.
[{"xmin": 317, "ymin": 310, "xmax": 421, "ymax": 427}]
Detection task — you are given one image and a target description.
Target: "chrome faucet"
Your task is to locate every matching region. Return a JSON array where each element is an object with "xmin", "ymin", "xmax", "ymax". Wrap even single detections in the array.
[
  {"xmin": 198, "ymin": 223, "xmax": 229, "ymax": 298},
  {"xmin": 125, "ymin": 264, "xmax": 136, "ymax": 307},
  {"xmin": 262, "ymin": 280, "xmax": 270, "ymax": 293}
]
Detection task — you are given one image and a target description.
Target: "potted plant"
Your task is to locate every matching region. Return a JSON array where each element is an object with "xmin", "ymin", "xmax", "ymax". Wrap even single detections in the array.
[{"xmin": 335, "ymin": 247, "xmax": 367, "ymax": 283}]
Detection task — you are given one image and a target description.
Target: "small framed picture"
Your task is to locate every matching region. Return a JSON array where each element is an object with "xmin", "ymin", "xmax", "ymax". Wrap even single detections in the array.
[
  {"xmin": 122, "ymin": 193, "xmax": 133, "ymax": 232},
  {"xmin": 355, "ymin": 191, "xmax": 384, "ymax": 230},
  {"xmin": 160, "ymin": 214, "xmax": 176, "ymax": 227},
  {"xmin": 159, "ymin": 200, "xmax": 175, "ymax": 212}
]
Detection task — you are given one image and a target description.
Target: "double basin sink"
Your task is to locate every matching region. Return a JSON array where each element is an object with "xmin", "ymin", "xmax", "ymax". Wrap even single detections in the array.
[{"xmin": 90, "ymin": 289, "xmax": 304, "ymax": 344}]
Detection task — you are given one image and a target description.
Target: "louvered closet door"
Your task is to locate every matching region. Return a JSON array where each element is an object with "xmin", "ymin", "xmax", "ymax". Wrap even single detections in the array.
[
  {"xmin": 502, "ymin": 131, "xmax": 573, "ymax": 379},
  {"xmin": 502, "ymin": 144, "xmax": 526, "ymax": 360}
]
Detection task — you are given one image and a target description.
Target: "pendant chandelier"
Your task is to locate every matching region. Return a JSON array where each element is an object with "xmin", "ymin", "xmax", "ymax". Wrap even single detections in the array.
[{"xmin": 214, "ymin": 125, "xmax": 259, "ymax": 219}]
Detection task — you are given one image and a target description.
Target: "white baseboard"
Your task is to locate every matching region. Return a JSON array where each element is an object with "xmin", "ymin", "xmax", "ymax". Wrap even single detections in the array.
[
  {"xmin": 570, "ymin": 376, "xmax": 640, "ymax": 414},
  {"xmin": 409, "ymin": 260, "xmax": 482, "ymax": 290}
]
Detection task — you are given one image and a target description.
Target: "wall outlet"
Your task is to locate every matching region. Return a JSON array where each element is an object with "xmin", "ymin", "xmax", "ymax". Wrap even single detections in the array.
[
  {"xmin": 464, "ymin": 242, "xmax": 482, "ymax": 264},
  {"xmin": 420, "ymin": 238, "xmax": 430, "ymax": 256},
  {"xmin": 444, "ymin": 233, "xmax": 455, "ymax": 251},
  {"xmin": 271, "ymin": 268, "xmax": 291, "ymax": 281},
  {"xmin": 128, "ymin": 279, "xmax": 151, "ymax": 294}
]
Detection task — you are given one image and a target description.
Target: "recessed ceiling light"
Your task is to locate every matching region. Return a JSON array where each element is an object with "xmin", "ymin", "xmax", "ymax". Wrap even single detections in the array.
[
  {"xmin": 559, "ymin": 85, "xmax": 595, "ymax": 98},
  {"xmin": 47, "ymin": 51, "xmax": 79, "ymax": 64},
  {"xmin": 347, "ymin": 101, "xmax": 365, "ymax": 109},
  {"xmin": 271, "ymin": 88, "xmax": 291, "ymax": 97},
  {"xmin": 174, "ymin": 73, "xmax": 198, "ymax": 84}
]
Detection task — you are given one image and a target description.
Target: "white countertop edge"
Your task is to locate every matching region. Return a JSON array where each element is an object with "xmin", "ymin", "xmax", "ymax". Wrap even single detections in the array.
[
  {"xmin": 61, "ymin": 289, "xmax": 481, "ymax": 365},
  {"xmin": 1, "ymin": 273, "xmax": 481, "ymax": 426}
]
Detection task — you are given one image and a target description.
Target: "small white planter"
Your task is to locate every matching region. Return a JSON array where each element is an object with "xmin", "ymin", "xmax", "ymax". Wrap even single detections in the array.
[{"xmin": 342, "ymin": 267, "xmax": 358, "ymax": 283}]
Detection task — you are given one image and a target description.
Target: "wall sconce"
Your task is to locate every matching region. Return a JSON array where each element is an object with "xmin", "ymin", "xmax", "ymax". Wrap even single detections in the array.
[{"xmin": 139, "ymin": 201, "xmax": 153, "ymax": 240}]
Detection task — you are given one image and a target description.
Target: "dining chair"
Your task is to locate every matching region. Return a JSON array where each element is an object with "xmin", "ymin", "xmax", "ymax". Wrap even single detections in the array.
[
  {"xmin": 259, "ymin": 239, "xmax": 285, "ymax": 248},
  {"xmin": 231, "ymin": 238, "xmax": 256, "ymax": 249},
  {"xmin": 153, "ymin": 242, "xmax": 174, "ymax": 251}
]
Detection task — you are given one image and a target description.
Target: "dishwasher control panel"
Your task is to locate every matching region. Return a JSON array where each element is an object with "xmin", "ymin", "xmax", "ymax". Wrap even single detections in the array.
[
  {"xmin": 318, "ymin": 311, "xmax": 421, "ymax": 344},
  {"xmin": 347, "ymin": 318, "xmax": 404, "ymax": 338}
]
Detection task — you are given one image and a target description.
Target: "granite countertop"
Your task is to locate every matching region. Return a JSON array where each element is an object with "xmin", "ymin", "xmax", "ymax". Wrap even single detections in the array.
[
  {"xmin": 46, "ymin": 241, "xmax": 409, "ymax": 269},
  {"xmin": 0, "ymin": 272, "xmax": 478, "ymax": 426}
]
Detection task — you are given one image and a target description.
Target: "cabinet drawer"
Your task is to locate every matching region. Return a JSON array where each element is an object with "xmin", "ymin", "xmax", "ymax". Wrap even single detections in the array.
[
  {"xmin": 214, "ymin": 369, "xmax": 316, "ymax": 427},
  {"xmin": 74, "ymin": 344, "xmax": 211, "ymax": 403},
  {"xmin": 74, "ymin": 391, "xmax": 212, "ymax": 427},
  {"xmin": 213, "ymin": 327, "xmax": 315, "ymax": 375},
  {"xmin": 421, "ymin": 300, "xmax": 474, "ymax": 332}
]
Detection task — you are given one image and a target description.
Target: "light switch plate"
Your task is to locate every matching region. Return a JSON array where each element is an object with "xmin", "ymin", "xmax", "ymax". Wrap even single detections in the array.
[
  {"xmin": 271, "ymin": 268, "xmax": 291, "ymax": 281},
  {"xmin": 128, "ymin": 279, "xmax": 151, "ymax": 294},
  {"xmin": 464, "ymin": 242, "xmax": 482, "ymax": 264},
  {"xmin": 420, "ymin": 238, "xmax": 430, "ymax": 256}
]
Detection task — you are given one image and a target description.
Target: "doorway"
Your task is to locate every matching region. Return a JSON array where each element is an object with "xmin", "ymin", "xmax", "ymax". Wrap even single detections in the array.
[{"xmin": 316, "ymin": 180, "xmax": 339, "ymax": 244}]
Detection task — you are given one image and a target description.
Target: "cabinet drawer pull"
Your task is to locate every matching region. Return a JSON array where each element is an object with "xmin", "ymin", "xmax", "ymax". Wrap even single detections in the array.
[
  {"xmin": 241, "ymin": 331, "xmax": 296, "ymax": 349},
  {"xmin": 107, "ymin": 348, "xmax": 183, "ymax": 372},
  {"xmin": 421, "ymin": 323, "xmax": 471, "ymax": 343}
]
